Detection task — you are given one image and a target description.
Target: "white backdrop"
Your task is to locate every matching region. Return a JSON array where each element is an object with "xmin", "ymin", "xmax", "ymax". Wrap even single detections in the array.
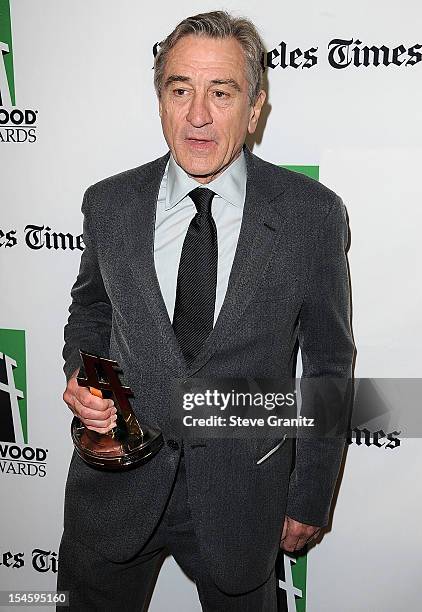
[{"xmin": 1, "ymin": 1, "xmax": 421, "ymax": 610}]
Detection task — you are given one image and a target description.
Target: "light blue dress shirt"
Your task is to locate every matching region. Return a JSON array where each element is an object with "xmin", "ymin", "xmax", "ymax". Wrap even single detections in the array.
[{"xmin": 154, "ymin": 150, "xmax": 247, "ymax": 326}]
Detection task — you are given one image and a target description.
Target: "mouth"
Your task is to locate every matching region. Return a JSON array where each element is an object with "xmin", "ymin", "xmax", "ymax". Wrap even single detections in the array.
[{"xmin": 185, "ymin": 137, "xmax": 216, "ymax": 149}]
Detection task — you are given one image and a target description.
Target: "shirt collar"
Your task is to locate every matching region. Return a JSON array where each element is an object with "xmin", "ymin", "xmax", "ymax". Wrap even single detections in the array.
[{"xmin": 165, "ymin": 149, "xmax": 246, "ymax": 211}]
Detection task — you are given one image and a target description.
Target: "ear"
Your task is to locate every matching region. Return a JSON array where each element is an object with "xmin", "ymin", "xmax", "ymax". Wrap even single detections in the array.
[{"xmin": 248, "ymin": 90, "xmax": 266, "ymax": 135}]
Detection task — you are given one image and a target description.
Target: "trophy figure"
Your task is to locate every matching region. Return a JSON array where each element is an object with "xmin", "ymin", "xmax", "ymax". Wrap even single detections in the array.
[{"xmin": 71, "ymin": 351, "xmax": 163, "ymax": 469}]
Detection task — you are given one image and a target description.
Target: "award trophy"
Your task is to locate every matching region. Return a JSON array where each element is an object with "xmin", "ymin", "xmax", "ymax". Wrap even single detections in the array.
[{"xmin": 71, "ymin": 351, "xmax": 163, "ymax": 470}]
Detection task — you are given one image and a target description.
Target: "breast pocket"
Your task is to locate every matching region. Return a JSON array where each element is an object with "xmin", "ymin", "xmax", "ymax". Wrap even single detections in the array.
[
  {"xmin": 251, "ymin": 289, "xmax": 297, "ymax": 303},
  {"xmin": 255, "ymin": 434, "xmax": 288, "ymax": 465},
  {"xmin": 251, "ymin": 260, "xmax": 302, "ymax": 302}
]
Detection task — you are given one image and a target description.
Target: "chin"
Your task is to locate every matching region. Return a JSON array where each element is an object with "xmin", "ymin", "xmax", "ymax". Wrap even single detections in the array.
[
  {"xmin": 177, "ymin": 155, "xmax": 219, "ymax": 178},
  {"xmin": 172, "ymin": 140, "xmax": 219, "ymax": 169}
]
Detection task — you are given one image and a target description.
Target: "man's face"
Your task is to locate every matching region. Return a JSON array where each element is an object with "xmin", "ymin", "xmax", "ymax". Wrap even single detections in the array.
[{"xmin": 158, "ymin": 35, "xmax": 266, "ymax": 183}]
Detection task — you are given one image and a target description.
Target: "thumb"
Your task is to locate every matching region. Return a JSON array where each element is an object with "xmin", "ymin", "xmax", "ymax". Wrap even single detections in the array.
[{"xmin": 281, "ymin": 516, "xmax": 289, "ymax": 541}]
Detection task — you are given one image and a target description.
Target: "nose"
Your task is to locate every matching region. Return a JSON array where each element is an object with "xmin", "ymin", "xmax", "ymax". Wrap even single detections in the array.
[{"xmin": 186, "ymin": 92, "xmax": 213, "ymax": 128}]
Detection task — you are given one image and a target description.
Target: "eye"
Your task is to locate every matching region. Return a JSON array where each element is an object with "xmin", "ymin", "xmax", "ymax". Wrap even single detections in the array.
[
  {"xmin": 173, "ymin": 88, "xmax": 188, "ymax": 96},
  {"xmin": 213, "ymin": 90, "xmax": 229, "ymax": 98}
]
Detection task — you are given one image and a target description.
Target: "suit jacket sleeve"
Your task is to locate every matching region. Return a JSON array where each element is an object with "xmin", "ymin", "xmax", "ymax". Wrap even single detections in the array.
[
  {"xmin": 285, "ymin": 195, "xmax": 355, "ymax": 527},
  {"xmin": 62, "ymin": 187, "xmax": 112, "ymax": 381}
]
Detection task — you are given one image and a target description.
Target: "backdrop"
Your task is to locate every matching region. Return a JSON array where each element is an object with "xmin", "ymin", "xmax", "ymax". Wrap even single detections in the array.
[{"xmin": 1, "ymin": 1, "xmax": 421, "ymax": 610}]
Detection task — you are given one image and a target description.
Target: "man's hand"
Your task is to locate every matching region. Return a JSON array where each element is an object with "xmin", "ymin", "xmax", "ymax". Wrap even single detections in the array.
[
  {"xmin": 63, "ymin": 370, "xmax": 117, "ymax": 433},
  {"xmin": 280, "ymin": 515, "xmax": 322, "ymax": 552}
]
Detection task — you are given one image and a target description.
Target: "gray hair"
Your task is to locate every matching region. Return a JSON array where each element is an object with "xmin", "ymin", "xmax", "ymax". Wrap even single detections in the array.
[{"xmin": 154, "ymin": 11, "xmax": 265, "ymax": 106}]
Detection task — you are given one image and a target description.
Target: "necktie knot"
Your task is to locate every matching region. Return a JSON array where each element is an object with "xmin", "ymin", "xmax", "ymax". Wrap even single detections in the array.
[{"xmin": 188, "ymin": 187, "xmax": 216, "ymax": 215}]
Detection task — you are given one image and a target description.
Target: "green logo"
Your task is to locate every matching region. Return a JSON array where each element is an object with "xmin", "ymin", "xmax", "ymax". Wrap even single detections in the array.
[
  {"xmin": 0, "ymin": 329, "xmax": 27, "ymax": 444},
  {"xmin": 282, "ymin": 165, "xmax": 319, "ymax": 181},
  {"xmin": 278, "ymin": 552, "xmax": 307, "ymax": 611},
  {"xmin": 0, "ymin": 1, "xmax": 37, "ymax": 143},
  {"xmin": 276, "ymin": 164, "xmax": 318, "ymax": 611},
  {"xmin": 0, "ymin": 0, "xmax": 15, "ymax": 106}
]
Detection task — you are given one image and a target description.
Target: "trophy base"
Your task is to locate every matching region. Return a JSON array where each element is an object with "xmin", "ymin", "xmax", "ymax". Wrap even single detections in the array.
[{"xmin": 71, "ymin": 417, "xmax": 164, "ymax": 470}]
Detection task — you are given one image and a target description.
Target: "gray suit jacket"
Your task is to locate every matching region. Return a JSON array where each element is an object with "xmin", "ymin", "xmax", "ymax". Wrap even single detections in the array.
[{"xmin": 62, "ymin": 144, "xmax": 355, "ymax": 593}]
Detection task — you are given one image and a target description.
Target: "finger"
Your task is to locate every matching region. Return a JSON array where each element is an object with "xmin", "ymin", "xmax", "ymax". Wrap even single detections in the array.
[
  {"xmin": 294, "ymin": 535, "xmax": 309, "ymax": 551},
  {"xmin": 66, "ymin": 377, "xmax": 113, "ymax": 410},
  {"xmin": 70, "ymin": 395, "xmax": 116, "ymax": 423},
  {"xmin": 74, "ymin": 388, "xmax": 114, "ymax": 413},
  {"xmin": 83, "ymin": 413, "xmax": 118, "ymax": 428},
  {"xmin": 280, "ymin": 519, "xmax": 300, "ymax": 551},
  {"xmin": 306, "ymin": 528, "xmax": 321, "ymax": 544},
  {"xmin": 281, "ymin": 534, "xmax": 301, "ymax": 553},
  {"xmin": 76, "ymin": 387, "xmax": 114, "ymax": 412},
  {"xmin": 84, "ymin": 421, "xmax": 117, "ymax": 434},
  {"xmin": 73, "ymin": 399, "xmax": 117, "ymax": 432},
  {"xmin": 83, "ymin": 417, "xmax": 117, "ymax": 433}
]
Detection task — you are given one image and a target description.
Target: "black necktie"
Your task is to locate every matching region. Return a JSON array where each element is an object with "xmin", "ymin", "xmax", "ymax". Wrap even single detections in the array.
[{"xmin": 172, "ymin": 187, "xmax": 218, "ymax": 364}]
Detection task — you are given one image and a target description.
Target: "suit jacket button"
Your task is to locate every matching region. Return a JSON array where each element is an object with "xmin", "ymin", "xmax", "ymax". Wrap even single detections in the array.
[{"xmin": 167, "ymin": 439, "xmax": 179, "ymax": 451}]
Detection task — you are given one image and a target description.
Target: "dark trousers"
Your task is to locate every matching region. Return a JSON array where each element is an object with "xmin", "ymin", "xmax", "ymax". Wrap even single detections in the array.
[{"xmin": 57, "ymin": 452, "xmax": 277, "ymax": 611}]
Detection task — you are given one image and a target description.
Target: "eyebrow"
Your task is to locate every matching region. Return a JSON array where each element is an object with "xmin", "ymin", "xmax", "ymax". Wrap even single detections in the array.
[
  {"xmin": 164, "ymin": 75, "xmax": 242, "ymax": 92},
  {"xmin": 210, "ymin": 78, "xmax": 242, "ymax": 92}
]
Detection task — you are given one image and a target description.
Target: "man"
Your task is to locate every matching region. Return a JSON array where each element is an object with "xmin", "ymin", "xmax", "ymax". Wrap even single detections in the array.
[{"xmin": 57, "ymin": 10, "xmax": 355, "ymax": 611}]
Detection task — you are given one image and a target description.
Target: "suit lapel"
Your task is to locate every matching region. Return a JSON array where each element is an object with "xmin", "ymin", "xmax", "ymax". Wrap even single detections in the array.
[
  {"xmin": 187, "ymin": 146, "xmax": 288, "ymax": 374},
  {"xmin": 123, "ymin": 152, "xmax": 188, "ymax": 375},
  {"xmin": 124, "ymin": 145, "xmax": 289, "ymax": 376}
]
